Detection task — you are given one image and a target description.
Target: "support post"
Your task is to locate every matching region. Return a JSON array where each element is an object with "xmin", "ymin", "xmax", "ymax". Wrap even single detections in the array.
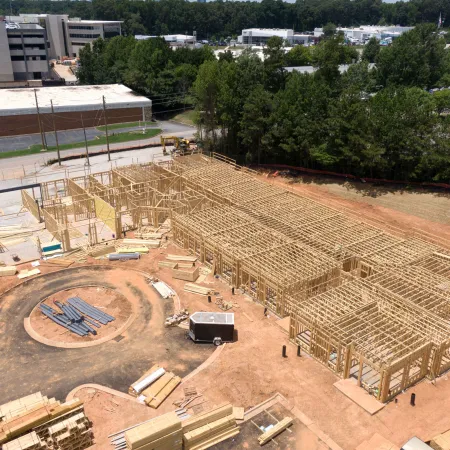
[
  {"xmin": 80, "ymin": 113, "xmax": 90, "ymax": 166},
  {"xmin": 282, "ymin": 345, "xmax": 287, "ymax": 358},
  {"xmin": 34, "ymin": 89, "xmax": 47, "ymax": 151},
  {"xmin": 102, "ymin": 95, "xmax": 111, "ymax": 161},
  {"xmin": 50, "ymin": 99, "xmax": 61, "ymax": 165}
]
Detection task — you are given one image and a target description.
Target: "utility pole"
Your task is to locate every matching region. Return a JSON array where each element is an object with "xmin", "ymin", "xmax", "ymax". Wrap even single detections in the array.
[
  {"xmin": 80, "ymin": 113, "xmax": 90, "ymax": 166},
  {"xmin": 102, "ymin": 95, "xmax": 111, "ymax": 161},
  {"xmin": 34, "ymin": 89, "xmax": 46, "ymax": 151},
  {"xmin": 50, "ymin": 100, "xmax": 61, "ymax": 166}
]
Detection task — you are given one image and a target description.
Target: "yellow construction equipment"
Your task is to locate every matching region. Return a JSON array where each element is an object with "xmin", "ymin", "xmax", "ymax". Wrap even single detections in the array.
[{"xmin": 160, "ymin": 136, "xmax": 190, "ymax": 154}]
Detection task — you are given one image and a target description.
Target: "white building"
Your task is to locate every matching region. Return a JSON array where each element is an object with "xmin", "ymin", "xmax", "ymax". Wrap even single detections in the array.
[
  {"xmin": 314, "ymin": 25, "xmax": 414, "ymax": 43},
  {"xmin": 0, "ymin": 20, "xmax": 50, "ymax": 82},
  {"xmin": 135, "ymin": 34, "xmax": 197, "ymax": 47},
  {"xmin": 4, "ymin": 14, "xmax": 122, "ymax": 59},
  {"xmin": 238, "ymin": 28, "xmax": 315, "ymax": 46}
]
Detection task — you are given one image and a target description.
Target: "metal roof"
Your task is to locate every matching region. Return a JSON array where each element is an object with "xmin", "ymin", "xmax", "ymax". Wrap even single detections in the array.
[
  {"xmin": 190, "ymin": 312, "xmax": 234, "ymax": 325},
  {"xmin": 0, "ymin": 84, "xmax": 152, "ymax": 116}
]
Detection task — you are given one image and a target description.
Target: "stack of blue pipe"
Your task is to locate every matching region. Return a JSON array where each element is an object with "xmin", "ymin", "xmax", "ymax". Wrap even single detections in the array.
[{"xmin": 39, "ymin": 296, "xmax": 115, "ymax": 337}]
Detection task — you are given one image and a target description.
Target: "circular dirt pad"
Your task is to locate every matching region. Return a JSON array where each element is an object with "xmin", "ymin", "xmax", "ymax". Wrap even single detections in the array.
[{"xmin": 29, "ymin": 286, "xmax": 132, "ymax": 344}]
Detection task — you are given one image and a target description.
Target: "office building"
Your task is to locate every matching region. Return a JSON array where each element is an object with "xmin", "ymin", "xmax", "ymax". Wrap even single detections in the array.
[{"xmin": 0, "ymin": 20, "xmax": 50, "ymax": 82}]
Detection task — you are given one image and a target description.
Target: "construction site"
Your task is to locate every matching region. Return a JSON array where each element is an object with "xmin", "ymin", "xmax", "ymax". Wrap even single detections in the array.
[{"xmin": 1, "ymin": 150, "xmax": 450, "ymax": 450}]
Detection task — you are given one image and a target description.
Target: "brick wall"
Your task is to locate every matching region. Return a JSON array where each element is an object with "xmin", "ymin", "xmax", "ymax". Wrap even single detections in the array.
[{"xmin": 0, "ymin": 107, "xmax": 143, "ymax": 137}]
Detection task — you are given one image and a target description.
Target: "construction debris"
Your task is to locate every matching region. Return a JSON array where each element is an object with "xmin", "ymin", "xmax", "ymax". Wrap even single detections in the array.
[
  {"xmin": 258, "ymin": 416, "xmax": 293, "ymax": 445},
  {"xmin": 0, "ymin": 393, "xmax": 93, "ymax": 449},
  {"xmin": 39, "ymin": 258, "xmax": 74, "ymax": 268},
  {"xmin": 165, "ymin": 310, "xmax": 189, "ymax": 327},
  {"xmin": 215, "ymin": 297, "xmax": 238, "ymax": 311},
  {"xmin": 182, "ymin": 402, "xmax": 239, "ymax": 450},
  {"xmin": 184, "ymin": 283, "xmax": 212, "ymax": 296}
]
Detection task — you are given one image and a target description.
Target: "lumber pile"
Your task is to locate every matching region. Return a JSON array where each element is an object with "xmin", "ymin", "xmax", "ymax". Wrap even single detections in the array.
[
  {"xmin": 431, "ymin": 430, "xmax": 450, "ymax": 450},
  {"xmin": 182, "ymin": 403, "xmax": 239, "ymax": 450},
  {"xmin": 39, "ymin": 258, "xmax": 73, "ymax": 268},
  {"xmin": 172, "ymin": 266, "xmax": 199, "ymax": 282},
  {"xmin": 2, "ymin": 431, "xmax": 46, "ymax": 450},
  {"xmin": 0, "ymin": 266, "xmax": 16, "ymax": 277},
  {"xmin": 184, "ymin": 283, "xmax": 212, "ymax": 296},
  {"xmin": 258, "ymin": 416, "xmax": 293, "ymax": 445},
  {"xmin": 167, "ymin": 254, "xmax": 197, "ymax": 263},
  {"xmin": 17, "ymin": 268, "xmax": 41, "ymax": 279},
  {"xmin": 89, "ymin": 245, "xmax": 116, "ymax": 258},
  {"xmin": 122, "ymin": 238, "xmax": 160, "ymax": 249},
  {"xmin": 116, "ymin": 247, "xmax": 149, "ymax": 254},
  {"xmin": 158, "ymin": 261, "xmax": 178, "ymax": 269},
  {"xmin": 125, "ymin": 411, "xmax": 182, "ymax": 450},
  {"xmin": 0, "ymin": 393, "xmax": 93, "ymax": 449},
  {"xmin": 129, "ymin": 365, "xmax": 165, "ymax": 397},
  {"xmin": 142, "ymin": 372, "xmax": 181, "ymax": 408}
]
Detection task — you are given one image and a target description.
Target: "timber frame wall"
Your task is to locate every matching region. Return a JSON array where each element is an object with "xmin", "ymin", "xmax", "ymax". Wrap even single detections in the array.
[{"xmin": 21, "ymin": 152, "xmax": 450, "ymax": 401}]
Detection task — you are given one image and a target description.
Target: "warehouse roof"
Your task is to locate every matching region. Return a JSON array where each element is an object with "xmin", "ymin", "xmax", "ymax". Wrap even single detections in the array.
[{"xmin": 0, "ymin": 84, "xmax": 152, "ymax": 116}]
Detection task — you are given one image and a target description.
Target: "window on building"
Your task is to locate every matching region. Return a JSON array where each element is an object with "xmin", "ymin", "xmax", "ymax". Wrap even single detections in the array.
[
  {"xmin": 22, "ymin": 34, "xmax": 45, "ymax": 39},
  {"xmin": 9, "ymin": 44, "xmax": 23, "ymax": 50},
  {"xmin": 24, "ymin": 44, "xmax": 46, "ymax": 50},
  {"xmin": 11, "ymin": 55, "xmax": 25, "ymax": 61},
  {"xmin": 33, "ymin": 72, "xmax": 41, "ymax": 80},
  {"xmin": 69, "ymin": 33, "xmax": 101, "ymax": 39},
  {"xmin": 68, "ymin": 25, "xmax": 95, "ymax": 30}
]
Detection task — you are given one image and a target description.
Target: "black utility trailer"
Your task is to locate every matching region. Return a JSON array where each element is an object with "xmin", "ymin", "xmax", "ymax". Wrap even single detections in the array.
[{"xmin": 189, "ymin": 312, "xmax": 234, "ymax": 345}]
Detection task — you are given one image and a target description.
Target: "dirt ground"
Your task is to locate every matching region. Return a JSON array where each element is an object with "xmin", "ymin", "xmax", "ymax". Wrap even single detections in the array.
[
  {"xmin": 29, "ymin": 286, "xmax": 132, "ymax": 343},
  {"xmin": 259, "ymin": 173, "xmax": 450, "ymax": 244},
  {"xmin": 2, "ymin": 178, "xmax": 450, "ymax": 449}
]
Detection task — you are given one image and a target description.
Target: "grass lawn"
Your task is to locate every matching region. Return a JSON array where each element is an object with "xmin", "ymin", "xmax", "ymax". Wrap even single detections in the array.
[
  {"xmin": 171, "ymin": 110, "xmax": 196, "ymax": 126},
  {"xmin": 96, "ymin": 121, "xmax": 157, "ymax": 132},
  {"xmin": 0, "ymin": 128, "xmax": 161, "ymax": 160}
]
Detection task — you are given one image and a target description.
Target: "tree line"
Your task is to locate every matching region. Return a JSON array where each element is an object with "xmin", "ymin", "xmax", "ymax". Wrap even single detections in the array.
[
  {"xmin": 192, "ymin": 25, "xmax": 450, "ymax": 182},
  {"xmin": 2, "ymin": 0, "xmax": 450, "ymax": 39}
]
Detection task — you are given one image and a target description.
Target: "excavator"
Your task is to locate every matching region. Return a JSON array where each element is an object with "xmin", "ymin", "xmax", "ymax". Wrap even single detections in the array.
[{"xmin": 160, "ymin": 136, "xmax": 190, "ymax": 155}]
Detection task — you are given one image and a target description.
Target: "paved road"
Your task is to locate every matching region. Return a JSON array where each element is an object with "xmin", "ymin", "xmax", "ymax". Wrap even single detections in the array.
[{"xmin": 0, "ymin": 120, "xmax": 193, "ymax": 152}]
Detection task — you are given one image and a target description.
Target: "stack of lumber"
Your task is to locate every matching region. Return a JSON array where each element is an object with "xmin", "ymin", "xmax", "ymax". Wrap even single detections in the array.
[
  {"xmin": 172, "ymin": 266, "xmax": 199, "ymax": 282},
  {"xmin": 116, "ymin": 247, "xmax": 149, "ymax": 254},
  {"xmin": 167, "ymin": 254, "xmax": 197, "ymax": 263},
  {"xmin": 134, "ymin": 232, "xmax": 163, "ymax": 240},
  {"xmin": 431, "ymin": 430, "xmax": 450, "ymax": 450},
  {"xmin": 47, "ymin": 412, "xmax": 92, "ymax": 450},
  {"xmin": 125, "ymin": 411, "xmax": 182, "ymax": 450},
  {"xmin": 182, "ymin": 403, "xmax": 239, "ymax": 450},
  {"xmin": 258, "ymin": 417, "xmax": 293, "ymax": 445},
  {"xmin": 0, "ymin": 266, "xmax": 16, "ymax": 277},
  {"xmin": 17, "ymin": 268, "xmax": 41, "ymax": 279},
  {"xmin": 158, "ymin": 261, "xmax": 178, "ymax": 269},
  {"xmin": 89, "ymin": 244, "xmax": 116, "ymax": 258},
  {"xmin": 142, "ymin": 372, "xmax": 181, "ymax": 408},
  {"xmin": 122, "ymin": 238, "xmax": 160, "ymax": 249},
  {"xmin": 129, "ymin": 365, "xmax": 165, "ymax": 397},
  {"xmin": 184, "ymin": 283, "xmax": 212, "ymax": 296},
  {"xmin": 2, "ymin": 431, "xmax": 46, "ymax": 450},
  {"xmin": 39, "ymin": 258, "xmax": 73, "ymax": 268},
  {"xmin": 0, "ymin": 393, "xmax": 92, "ymax": 450}
]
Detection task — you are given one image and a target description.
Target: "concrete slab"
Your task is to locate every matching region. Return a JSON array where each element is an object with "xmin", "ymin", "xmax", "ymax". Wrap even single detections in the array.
[{"xmin": 334, "ymin": 378, "xmax": 385, "ymax": 415}]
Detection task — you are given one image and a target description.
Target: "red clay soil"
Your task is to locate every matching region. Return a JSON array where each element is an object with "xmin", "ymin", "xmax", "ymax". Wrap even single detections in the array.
[
  {"xmin": 29, "ymin": 286, "xmax": 132, "ymax": 343},
  {"xmin": 259, "ymin": 174, "xmax": 450, "ymax": 244}
]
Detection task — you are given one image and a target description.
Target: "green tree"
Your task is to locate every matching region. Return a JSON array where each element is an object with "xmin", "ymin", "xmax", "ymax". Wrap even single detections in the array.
[
  {"xmin": 239, "ymin": 85, "xmax": 273, "ymax": 164},
  {"xmin": 362, "ymin": 37, "xmax": 380, "ymax": 63},
  {"xmin": 323, "ymin": 22, "xmax": 337, "ymax": 38},
  {"xmin": 263, "ymin": 36, "xmax": 286, "ymax": 92},
  {"xmin": 284, "ymin": 45, "xmax": 312, "ymax": 67}
]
